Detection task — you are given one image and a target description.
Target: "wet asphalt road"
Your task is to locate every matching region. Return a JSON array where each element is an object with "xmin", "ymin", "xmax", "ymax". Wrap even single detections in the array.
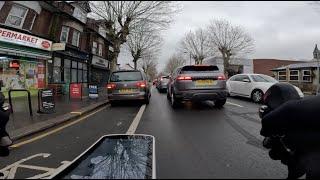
[{"xmin": 0, "ymin": 87, "xmax": 287, "ymax": 179}]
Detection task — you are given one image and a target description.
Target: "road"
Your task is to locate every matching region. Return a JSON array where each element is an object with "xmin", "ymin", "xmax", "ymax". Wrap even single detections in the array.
[{"xmin": 0, "ymin": 87, "xmax": 287, "ymax": 179}]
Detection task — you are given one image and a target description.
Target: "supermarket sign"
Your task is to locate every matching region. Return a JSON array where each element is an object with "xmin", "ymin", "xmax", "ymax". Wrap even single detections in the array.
[{"xmin": 0, "ymin": 27, "xmax": 52, "ymax": 51}]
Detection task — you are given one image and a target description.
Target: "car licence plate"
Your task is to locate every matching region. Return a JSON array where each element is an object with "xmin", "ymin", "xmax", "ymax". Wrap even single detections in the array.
[
  {"xmin": 119, "ymin": 89, "xmax": 135, "ymax": 93},
  {"xmin": 195, "ymin": 80, "xmax": 216, "ymax": 86}
]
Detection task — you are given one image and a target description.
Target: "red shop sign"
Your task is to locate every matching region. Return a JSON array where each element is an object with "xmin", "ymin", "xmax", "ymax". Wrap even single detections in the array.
[{"xmin": 70, "ymin": 83, "xmax": 82, "ymax": 99}]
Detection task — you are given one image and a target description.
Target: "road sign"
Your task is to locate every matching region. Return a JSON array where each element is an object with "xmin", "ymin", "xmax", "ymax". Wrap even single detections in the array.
[
  {"xmin": 38, "ymin": 89, "xmax": 55, "ymax": 114},
  {"xmin": 89, "ymin": 84, "xmax": 98, "ymax": 99},
  {"xmin": 70, "ymin": 83, "xmax": 82, "ymax": 99}
]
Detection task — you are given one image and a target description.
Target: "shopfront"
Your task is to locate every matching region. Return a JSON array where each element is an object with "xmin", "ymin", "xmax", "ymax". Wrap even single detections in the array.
[
  {"xmin": 48, "ymin": 47, "xmax": 89, "ymax": 95},
  {"xmin": 90, "ymin": 55, "xmax": 110, "ymax": 87},
  {"xmin": 0, "ymin": 27, "xmax": 52, "ymax": 94}
]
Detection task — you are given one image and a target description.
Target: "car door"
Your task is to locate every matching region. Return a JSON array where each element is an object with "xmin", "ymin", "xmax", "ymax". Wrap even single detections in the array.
[
  {"xmin": 228, "ymin": 75, "xmax": 238, "ymax": 94},
  {"xmin": 236, "ymin": 75, "xmax": 252, "ymax": 97}
]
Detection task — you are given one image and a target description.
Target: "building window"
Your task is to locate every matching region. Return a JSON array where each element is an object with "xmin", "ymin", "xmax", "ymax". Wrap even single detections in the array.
[
  {"xmin": 92, "ymin": 41, "xmax": 98, "ymax": 55},
  {"xmin": 72, "ymin": 30, "xmax": 81, "ymax": 47},
  {"xmin": 5, "ymin": 4, "xmax": 28, "ymax": 28},
  {"xmin": 289, "ymin": 70, "xmax": 299, "ymax": 81},
  {"xmin": 29, "ymin": 14, "xmax": 37, "ymax": 31},
  {"xmin": 98, "ymin": 44, "xmax": 103, "ymax": 56},
  {"xmin": 60, "ymin": 26, "xmax": 70, "ymax": 43},
  {"xmin": 278, "ymin": 71, "xmax": 287, "ymax": 81},
  {"xmin": 302, "ymin": 70, "xmax": 312, "ymax": 82}
]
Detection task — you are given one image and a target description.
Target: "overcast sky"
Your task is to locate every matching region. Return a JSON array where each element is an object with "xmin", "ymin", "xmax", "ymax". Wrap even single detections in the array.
[{"xmin": 118, "ymin": 1, "xmax": 320, "ymax": 72}]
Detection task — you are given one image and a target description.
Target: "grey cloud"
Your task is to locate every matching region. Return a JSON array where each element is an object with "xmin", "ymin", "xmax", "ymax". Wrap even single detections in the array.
[{"xmin": 119, "ymin": 1, "xmax": 320, "ymax": 72}]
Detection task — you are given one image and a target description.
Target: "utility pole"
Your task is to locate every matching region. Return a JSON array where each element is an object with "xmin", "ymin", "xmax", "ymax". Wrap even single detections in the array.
[{"xmin": 314, "ymin": 44, "xmax": 320, "ymax": 95}]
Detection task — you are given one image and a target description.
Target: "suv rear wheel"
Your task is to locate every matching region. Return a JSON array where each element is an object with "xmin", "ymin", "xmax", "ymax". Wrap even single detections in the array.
[
  {"xmin": 170, "ymin": 91, "xmax": 181, "ymax": 108},
  {"xmin": 215, "ymin": 99, "xmax": 226, "ymax": 108}
]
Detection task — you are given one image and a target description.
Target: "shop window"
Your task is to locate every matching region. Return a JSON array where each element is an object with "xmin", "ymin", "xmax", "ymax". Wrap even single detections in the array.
[
  {"xmin": 64, "ymin": 59, "xmax": 71, "ymax": 84},
  {"xmin": 83, "ymin": 70, "xmax": 88, "ymax": 83},
  {"xmin": 71, "ymin": 69, "xmax": 77, "ymax": 83},
  {"xmin": 98, "ymin": 44, "xmax": 103, "ymax": 56},
  {"xmin": 72, "ymin": 30, "xmax": 81, "ymax": 47},
  {"xmin": 289, "ymin": 70, "xmax": 299, "ymax": 81},
  {"xmin": 5, "ymin": 4, "xmax": 28, "ymax": 28},
  {"xmin": 278, "ymin": 71, "xmax": 286, "ymax": 81},
  {"xmin": 302, "ymin": 70, "xmax": 312, "ymax": 82},
  {"xmin": 92, "ymin": 41, "xmax": 97, "ymax": 55},
  {"xmin": 78, "ymin": 69, "xmax": 83, "ymax": 83},
  {"xmin": 60, "ymin": 26, "xmax": 70, "ymax": 43},
  {"xmin": 52, "ymin": 57, "xmax": 62, "ymax": 83}
]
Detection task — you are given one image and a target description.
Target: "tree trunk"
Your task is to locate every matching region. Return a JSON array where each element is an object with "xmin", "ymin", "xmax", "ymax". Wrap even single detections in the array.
[
  {"xmin": 134, "ymin": 60, "xmax": 137, "ymax": 70},
  {"xmin": 222, "ymin": 52, "xmax": 230, "ymax": 78},
  {"xmin": 110, "ymin": 42, "xmax": 121, "ymax": 71}
]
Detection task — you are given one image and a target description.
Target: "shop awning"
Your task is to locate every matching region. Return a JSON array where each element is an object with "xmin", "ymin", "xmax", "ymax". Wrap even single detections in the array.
[{"xmin": 0, "ymin": 41, "xmax": 51, "ymax": 59}]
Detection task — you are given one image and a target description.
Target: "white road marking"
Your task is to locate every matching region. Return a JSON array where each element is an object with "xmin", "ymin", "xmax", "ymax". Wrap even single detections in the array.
[
  {"xmin": 0, "ymin": 153, "xmax": 70, "ymax": 179},
  {"xmin": 126, "ymin": 105, "xmax": 146, "ymax": 135},
  {"xmin": 226, "ymin": 101, "xmax": 244, "ymax": 108}
]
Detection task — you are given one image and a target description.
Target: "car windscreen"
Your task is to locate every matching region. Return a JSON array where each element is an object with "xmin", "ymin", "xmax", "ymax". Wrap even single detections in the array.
[
  {"xmin": 251, "ymin": 75, "xmax": 278, "ymax": 83},
  {"xmin": 180, "ymin": 66, "xmax": 219, "ymax": 74},
  {"xmin": 110, "ymin": 71, "xmax": 142, "ymax": 82}
]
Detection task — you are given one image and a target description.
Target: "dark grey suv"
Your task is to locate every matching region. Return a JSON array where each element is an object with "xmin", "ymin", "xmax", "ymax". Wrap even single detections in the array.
[
  {"xmin": 167, "ymin": 65, "xmax": 228, "ymax": 108},
  {"xmin": 107, "ymin": 70, "xmax": 151, "ymax": 106}
]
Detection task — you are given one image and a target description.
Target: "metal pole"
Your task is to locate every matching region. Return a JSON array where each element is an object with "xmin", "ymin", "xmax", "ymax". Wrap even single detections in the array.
[
  {"xmin": 317, "ymin": 56, "xmax": 320, "ymax": 95},
  {"xmin": 189, "ymin": 53, "xmax": 191, "ymax": 65}
]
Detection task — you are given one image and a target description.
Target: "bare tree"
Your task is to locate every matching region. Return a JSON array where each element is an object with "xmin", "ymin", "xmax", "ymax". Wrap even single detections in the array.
[
  {"xmin": 89, "ymin": 1, "xmax": 179, "ymax": 71},
  {"xmin": 179, "ymin": 28, "xmax": 214, "ymax": 65},
  {"xmin": 126, "ymin": 22, "xmax": 163, "ymax": 69},
  {"xmin": 207, "ymin": 19, "xmax": 254, "ymax": 77},
  {"xmin": 164, "ymin": 53, "xmax": 186, "ymax": 74},
  {"xmin": 139, "ymin": 54, "xmax": 158, "ymax": 81}
]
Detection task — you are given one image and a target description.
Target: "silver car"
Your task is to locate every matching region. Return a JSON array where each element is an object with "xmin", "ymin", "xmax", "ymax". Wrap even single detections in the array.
[
  {"xmin": 156, "ymin": 75, "xmax": 170, "ymax": 93},
  {"xmin": 107, "ymin": 70, "xmax": 151, "ymax": 106},
  {"xmin": 167, "ymin": 65, "xmax": 228, "ymax": 108}
]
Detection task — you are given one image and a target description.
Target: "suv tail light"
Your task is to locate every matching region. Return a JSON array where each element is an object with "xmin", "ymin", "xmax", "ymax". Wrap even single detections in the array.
[
  {"xmin": 177, "ymin": 76, "xmax": 192, "ymax": 80},
  {"xmin": 218, "ymin": 74, "xmax": 226, "ymax": 80},
  {"xmin": 136, "ymin": 81, "xmax": 146, "ymax": 88},
  {"xmin": 107, "ymin": 83, "xmax": 116, "ymax": 89}
]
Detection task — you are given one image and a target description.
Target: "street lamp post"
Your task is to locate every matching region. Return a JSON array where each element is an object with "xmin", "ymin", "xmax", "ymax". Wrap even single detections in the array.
[{"xmin": 317, "ymin": 55, "xmax": 320, "ymax": 95}]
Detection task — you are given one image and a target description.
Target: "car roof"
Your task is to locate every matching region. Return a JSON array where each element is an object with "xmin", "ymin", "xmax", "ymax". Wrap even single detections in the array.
[
  {"xmin": 232, "ymin": 73, "xmax": 270, "ymax": 76},
  {"xmin": 112, "ymin": 70, "xmax": 141, "ymax": 73}
]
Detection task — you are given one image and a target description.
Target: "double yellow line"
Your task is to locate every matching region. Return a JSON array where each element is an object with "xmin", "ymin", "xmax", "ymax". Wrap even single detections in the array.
[{"xmin": 10, "ymin": 106, "xmax": 106, "ymax": 149}]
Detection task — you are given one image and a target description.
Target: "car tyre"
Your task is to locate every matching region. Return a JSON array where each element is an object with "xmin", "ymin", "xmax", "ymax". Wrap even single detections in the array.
[
  {"xmin": 251, "ymin": 89, "xmax": 264, "ymax": 103},
  {"xmin": 144, "ymin": 95, "xmax": 150, "ymax": 105},
  {"xmin": 170, "ymin": 91, "xmax": 181, "ymax": 109},
  {"xmin": 215, "ymin": 99, "xmax": 226, "ymax": 108},
  {"xmin": 167, "ymin": 91, "xmax": 171, "ymax": 100}
]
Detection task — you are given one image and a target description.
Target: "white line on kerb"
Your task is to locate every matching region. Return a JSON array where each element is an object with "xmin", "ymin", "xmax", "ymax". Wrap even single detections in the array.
[
  {"xmin": 126, "ymin": 105, "xmax": 146, "ymax": 134},
  {"xmin": 226, "ymin": 101, "xmax": 244, "ymax": 107}
]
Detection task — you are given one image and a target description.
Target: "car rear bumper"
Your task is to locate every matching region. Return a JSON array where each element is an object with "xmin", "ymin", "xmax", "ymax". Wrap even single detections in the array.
[
  {"xmin": 108, "ymin": 92, "xmax": 146, "ymax": 101},
  {"xmin": 175, "ymin": 89, "xmax": 228, "ymax": 102}
]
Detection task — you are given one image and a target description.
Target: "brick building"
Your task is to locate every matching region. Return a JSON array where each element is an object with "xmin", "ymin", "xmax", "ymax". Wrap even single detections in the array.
[
  {"xmin": 253, "ymin": 59, "xmax": 307, "ymax": 77},
  {"xmin": 0, "ymin": 1, "xmax": 54, "ymax": 93},
  {"xmin": 0, "ymin": 1, "xmax": 112, "ymax": 96}
]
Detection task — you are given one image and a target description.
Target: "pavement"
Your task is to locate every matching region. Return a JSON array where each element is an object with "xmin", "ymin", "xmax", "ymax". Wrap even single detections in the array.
[
  {"xmin": 5, "ymin": 88, "xmax": 109, "ymax": 141},
  {"xmin": 0, "ymin": 87, "xmax": 288, "ymax": 179}
]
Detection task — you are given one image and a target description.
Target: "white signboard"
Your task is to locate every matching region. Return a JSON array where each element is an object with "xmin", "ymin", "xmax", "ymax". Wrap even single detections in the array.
[
  {"xmin": 92, "ymin": 55, "xmax": 109, "ymax": 69},
  {"xmin": 52, "ymin": 43, "xmax": 66, "ymax": 51},
  {"xmin": 0, "ymin": 27, "xmax": 52, "ymax": 51}
]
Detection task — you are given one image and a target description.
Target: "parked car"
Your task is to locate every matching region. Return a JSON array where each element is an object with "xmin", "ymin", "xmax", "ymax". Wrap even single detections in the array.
[
  {"xmin": 226, "ymin": 73, "xmax": 304, "ymax": 103},
  {"xmin": 167, "ymin": 65, "xmax": 228, "ymax": 108},
  {"xmin": 107, "ymin": 70, "xmax": 151, "ymax": 106},
  {"xmin": 156, "ymin": 75, "xmax": 170, "ymax": 93}
]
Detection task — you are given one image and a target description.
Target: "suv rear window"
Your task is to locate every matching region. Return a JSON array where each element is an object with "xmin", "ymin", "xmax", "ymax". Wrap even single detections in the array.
[
  {"xmin": 110, "ymin": 71, "xmax": 143, "ymax": 82},
  {"xmin": 180, "ymin": 66, "xmax": 219, "ymax": 74}
]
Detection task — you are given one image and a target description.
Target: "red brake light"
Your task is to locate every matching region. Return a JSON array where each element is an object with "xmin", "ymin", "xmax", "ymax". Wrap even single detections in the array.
[
  {"xmin": 177, "ymin": 76, "xmax": 192, "ymax": 80},
  {"xmin": 107, "ymin": 83, "xmax": 116, "ymax": 89},
  {"xmin": 136, "ymin": 81, "xmax": 146, "ymax": 88},
  {"xmin": 218, "ymin": 74, "xmax": 226, "ymax": 80}
]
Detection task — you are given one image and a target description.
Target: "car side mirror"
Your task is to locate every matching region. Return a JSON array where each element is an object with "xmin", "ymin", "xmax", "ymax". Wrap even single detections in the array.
[{"xmin": 243, "ymin": 79, "xmax": 250, "ymax": 83}]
